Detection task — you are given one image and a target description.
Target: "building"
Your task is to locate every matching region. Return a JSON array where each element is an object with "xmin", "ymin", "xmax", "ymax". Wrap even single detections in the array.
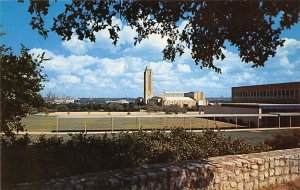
[
  {"xmin": 203, "ymin": 82, "xmax": 300, "ymax": 128},
  {"xmin": 105, "ymin": 99, "xmax": 131, "ymax": 104},
  {"xmin": 143, "ymin": 67, "xmax": 207, "ymax": 108},
  {"xmin": 144, "ymin": 66, "xmax": 153, "ymax": 104},
  {"xmin": 232, "ymin": 82, "xmax": 300, "ymax": 104},
  {"xmin": 151, "ymin": 91, "xmax": 208, "ymax": 108}
]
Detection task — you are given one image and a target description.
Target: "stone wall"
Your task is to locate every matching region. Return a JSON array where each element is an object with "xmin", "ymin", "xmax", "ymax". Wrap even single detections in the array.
[{"xmin": 6, "ymin": 148, "xmax": 300, "ymax": 190}]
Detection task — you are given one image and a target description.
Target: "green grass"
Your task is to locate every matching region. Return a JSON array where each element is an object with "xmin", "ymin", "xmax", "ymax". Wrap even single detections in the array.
[
  {"xmin": 21, "ymin": 115, "xmax": 244, "ymax": 132},
  {"xmin": 17, "ymin": 116, "xmax": 300, "ymax": 144}
]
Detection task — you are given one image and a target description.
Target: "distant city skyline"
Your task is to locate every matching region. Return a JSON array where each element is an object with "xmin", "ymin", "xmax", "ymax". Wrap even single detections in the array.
[{"xmin": 1, "ymin": 2, "xmax": 300, "ymax": 98}]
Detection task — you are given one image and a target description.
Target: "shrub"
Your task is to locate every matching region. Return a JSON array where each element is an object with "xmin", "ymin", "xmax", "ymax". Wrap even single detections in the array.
[
  {"xmin": 1, "ymin": 128, "xmax": 270, "ymax": 185},
  {"xmin": 264, "ymin": 130, "xmax": 300, "ymax": 150},
  {"xmin": 163, "ymin": 105, "xmax": 186, "ymax": 114},
  {"xmin": 146, "ymin": 102, "xmax": 162, "ymax": 112}
]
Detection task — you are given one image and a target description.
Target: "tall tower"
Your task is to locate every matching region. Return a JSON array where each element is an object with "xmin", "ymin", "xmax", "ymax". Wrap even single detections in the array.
[{"xmin": 144, "ymin": 66, "xmax": 153, "ymax": 104}]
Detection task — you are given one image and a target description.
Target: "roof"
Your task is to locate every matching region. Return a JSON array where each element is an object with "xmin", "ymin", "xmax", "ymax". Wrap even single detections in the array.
[
  {"xmin": 221, "ymin": 103, "xmax": 300, "ymax": 110},
  {"xmin": 164, "ymin": 97, "xmax": 194, "ymax": 101},
  {"xmin": 157, "ymin": 92, "xmax": 185, "ymax": 97},
  {"xmin": 232, "ymin": 81, "xmax": 300, "ymax": 89}
]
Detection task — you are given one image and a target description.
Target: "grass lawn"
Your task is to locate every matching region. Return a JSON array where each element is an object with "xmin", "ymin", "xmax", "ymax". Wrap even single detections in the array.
[
  {"xmin": 21, "ymin": 115, "xmax": 245, "ymax": 132},
  {"xmin": 19, "ymin": 115, "xmax": 300, "ymax": 144}
]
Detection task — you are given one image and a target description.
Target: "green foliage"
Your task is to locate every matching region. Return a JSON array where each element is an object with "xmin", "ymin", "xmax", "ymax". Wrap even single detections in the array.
[
  {"xmin": 27, "ymin": 1, "xmax": 300, "ymax": 72},
  {"xmin": 1, "ymin": 128, "xmax": 270, "ymax": 185},
  {"xmin": 146, "ymin": 102, "xmax": 162, "ymax": 112},
  {"xmin": 264, "ymin": 130, "xmax": 300, "ymax": 150},
  {"xmin": 56, "ymin": 104, "xmax": 69, "ymax": 112},
  {"xmin": 0, "ymin": 45, "xmax": 46, "ymax": 134},
  {"xmin": 163, "ymin": 105, "xmax": 187, "ymax": 114}
]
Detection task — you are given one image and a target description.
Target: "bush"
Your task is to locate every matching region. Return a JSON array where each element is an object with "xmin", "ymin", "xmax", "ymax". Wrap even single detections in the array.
[
  {"xmin": 264, "ymin": 130, "xmax": 300, "ymax": 150},
  {"xmin": 163, "ymin": 105, "xmax": 186, "ymax": 114},
  {"xmin": 1, "ymin": 128, "xmax": 270, "ymax": 185},
  {"xmin": 146, "ymin": 102, "xmax": 162, "ymax": 112}
]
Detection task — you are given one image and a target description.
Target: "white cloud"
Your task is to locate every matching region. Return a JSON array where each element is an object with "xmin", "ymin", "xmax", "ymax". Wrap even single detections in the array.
[
  {"xmin": 58, "ymin": 75, "xmax": 81, "ymax": 84},
  {"xmin": 62, "ymin": 38, "xmax": 91, "ymax": 55},
  {"xmin": 176, "ymin": 63, "xmax": 191, "ymax": 73},
  {"xmin": 98, "ymin": 58, "xmax": 128, "ymax": 77}
]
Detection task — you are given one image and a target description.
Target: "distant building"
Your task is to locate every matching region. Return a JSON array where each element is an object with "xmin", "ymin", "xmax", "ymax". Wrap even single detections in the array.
[
  {"xmin": 232, "ymin": 82, "xmax": 300, "ymax": 104},
  {"xmin": 105, "ymin": 99, "xmax": 131, "ymax": 104},
  {"xmin": 151, "ymin": 91, "xmax": 208, "ymax": 108},
  {"xmin": 54, "ymin": 98, "xmax": 78, "ymax": 104},
  {"xmin": 144, "ymin": 66, "xmax": 153, "ymax": 104}
]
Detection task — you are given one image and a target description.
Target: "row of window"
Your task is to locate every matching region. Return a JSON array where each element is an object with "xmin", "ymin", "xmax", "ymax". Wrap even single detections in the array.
[{"xmin": 233, "ymin": 88, "xmax": 300, "ymax": 99}]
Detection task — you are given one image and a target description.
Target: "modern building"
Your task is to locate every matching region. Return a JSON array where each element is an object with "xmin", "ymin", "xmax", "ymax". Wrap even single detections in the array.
[
  {"xmin": 232, "ymin": 82, "xmax": 300, "ymax": 104},
  {"xmin": 144, "ymin": 66, "xmax": 153, "ymax": 104},
  {"xmin": 203, "ymin": 82, "xmax": 300, "ymax": 128}
]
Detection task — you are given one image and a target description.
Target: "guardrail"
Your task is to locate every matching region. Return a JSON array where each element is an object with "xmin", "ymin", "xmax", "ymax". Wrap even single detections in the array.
[{"xmin": 55, "ymin": 113, "xmax": 300, "ymax": 134}]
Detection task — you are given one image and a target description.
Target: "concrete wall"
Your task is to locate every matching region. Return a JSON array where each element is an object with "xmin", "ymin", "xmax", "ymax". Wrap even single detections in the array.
[
  {"xmin": 6, "ymin": 148, "xmax": 300, "ymax": 190},
  {"xmin": 201, "ymin": 105, "xmax": 259, "ymax": 127}
]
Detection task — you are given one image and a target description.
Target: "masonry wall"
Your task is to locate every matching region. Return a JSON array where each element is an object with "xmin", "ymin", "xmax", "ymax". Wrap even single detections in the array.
[{"xmin": 5, "ymin": 148, "xmax": 300, "ymax": 190}]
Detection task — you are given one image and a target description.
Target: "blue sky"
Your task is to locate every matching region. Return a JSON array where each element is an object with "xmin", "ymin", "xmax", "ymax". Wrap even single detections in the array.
[{"xmin": 1, "ymin": 1, "xmax": 300, "ymax": 98}]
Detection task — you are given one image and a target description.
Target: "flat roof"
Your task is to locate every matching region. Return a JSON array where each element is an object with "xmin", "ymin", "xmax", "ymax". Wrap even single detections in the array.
[
  {"xmin": 221, "ymin": 103, "xmax": 300, "ymax": 110},
  {"xmin": 164, "ymin": 97, "xmax": 194, "ymax": 101},
  {"xmin": 232, "ymin": 81, "xmax": 300, "ymax": 89}
]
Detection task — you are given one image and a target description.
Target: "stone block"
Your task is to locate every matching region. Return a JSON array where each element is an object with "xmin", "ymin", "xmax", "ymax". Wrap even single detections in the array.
[
  {"xmin": 269, "ymin": 176, "xmax": 277, "ymax": 185},
  {"xmin": 254, "ymin": 179, "xmax": 259, "ymax": 189},
  {"xmin": 236, "ymin": 174, "xmax": 243, "ymax": 183},
  {"xmin": 221, "ymin": 181, "xmax": 230, "ymax": 189},
  {"xmin": 291, "ymin": 174, "xmax": 299, "ymax": 181},
  {"xmin": 274, "ymin": 167, "xmax": 282, "ymax": 176},
  {"xmin": 274, "ymin": 159, "xmax": 280, "ymax": 167},
  {"xmin": 259, "ymin": 165, "xmax": 265, "ymax": 172},
  {"xmin": 214, "ymin": 175, "xmax": 221, "ymax": 184},
  {"xmin": 251, "ymin": 164, "xmax": 258, "ymax": 169},
  {"xmin": 244, "ymin": 182, "xmax": 254, "ymax": 190},
  {"xmin": 269, "ymin": 169, "xmax": 275, "ymax": 176},
  {"xmin": 291, "ymin": 166, "xmax": 299, "ymax": 174},
  {"xmin": 221, "ymin": 173, "xmax": 228, "ymax": 181},
  {"xmin": 244, "ymin": 173, "xmax": 250, "ymax": 182},
  {"xmin": 283, "ymin": 175, "xmax": 291, "ymax": 183},
  {"xmin": 237, "ymin": 182, "xmax": 244, "ymax": 190},
  {"xmin": 259, "ymin": 181, "xmax": 268, "ymax": 189},
  {"xmin": 214, "ymin": 183, "xmax": 220, "ymax": 190},
  {"xmin": 280, "ymin": 159, "xmax": 285, "ymax": 167},
  {"xmin": 277, "ymin": 176, "xmax": 284, "ymax": 184},
  {"xmin": 283, "ymin": 167, "xmax": 290, "ymax": 174},
  {"xmin": 259, "ymin": 173, "xmax": 264, "ymax": 181},
  {"xmin": 230, "ymin": 181, "xmax": 237, "ymax": 188},
  {"xmin": 250, "ymin": 170, "xmax": 258, "ymax": 177},
  {"xmin": 264, "ymin": 162, "xmax": 269, "ymax": 170},
  {"xmin": 270, "ymin": 160, "xmax": 275, "ymax": 168},
  {"xmin": 264, "ymin": 171, "xmax": 269, "ymax": 178}
]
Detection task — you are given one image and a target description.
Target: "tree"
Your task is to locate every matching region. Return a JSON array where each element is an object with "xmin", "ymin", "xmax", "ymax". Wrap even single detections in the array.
[
  {"xmin": 147, "ymin": 102, "xmax": 161, "ymax": 112},
  {"xmin": 0, "ymin": 45, "xmax": 46, "ymax": 133},
  {"xmin": 163, "ymin": 105, "xmax": 186, "ymax": 114},
  {"xmin": 27, "ymin": 1, "xmax": 300, "ymax": 72}
]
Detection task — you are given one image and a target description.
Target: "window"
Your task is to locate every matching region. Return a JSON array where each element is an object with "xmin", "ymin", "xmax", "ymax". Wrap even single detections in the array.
[
  {"xmin": 295, "ymin": 89, "xmax": 300, "ymax": 97},
  {"xmin": 278, "ymin": 90, "xmax": 282, "ymax": 98}
]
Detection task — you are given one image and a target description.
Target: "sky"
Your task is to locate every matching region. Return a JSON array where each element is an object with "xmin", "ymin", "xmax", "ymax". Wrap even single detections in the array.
[{"xmin": 1, "ymin": 1, "xmax": 300, "ymax": 98}]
